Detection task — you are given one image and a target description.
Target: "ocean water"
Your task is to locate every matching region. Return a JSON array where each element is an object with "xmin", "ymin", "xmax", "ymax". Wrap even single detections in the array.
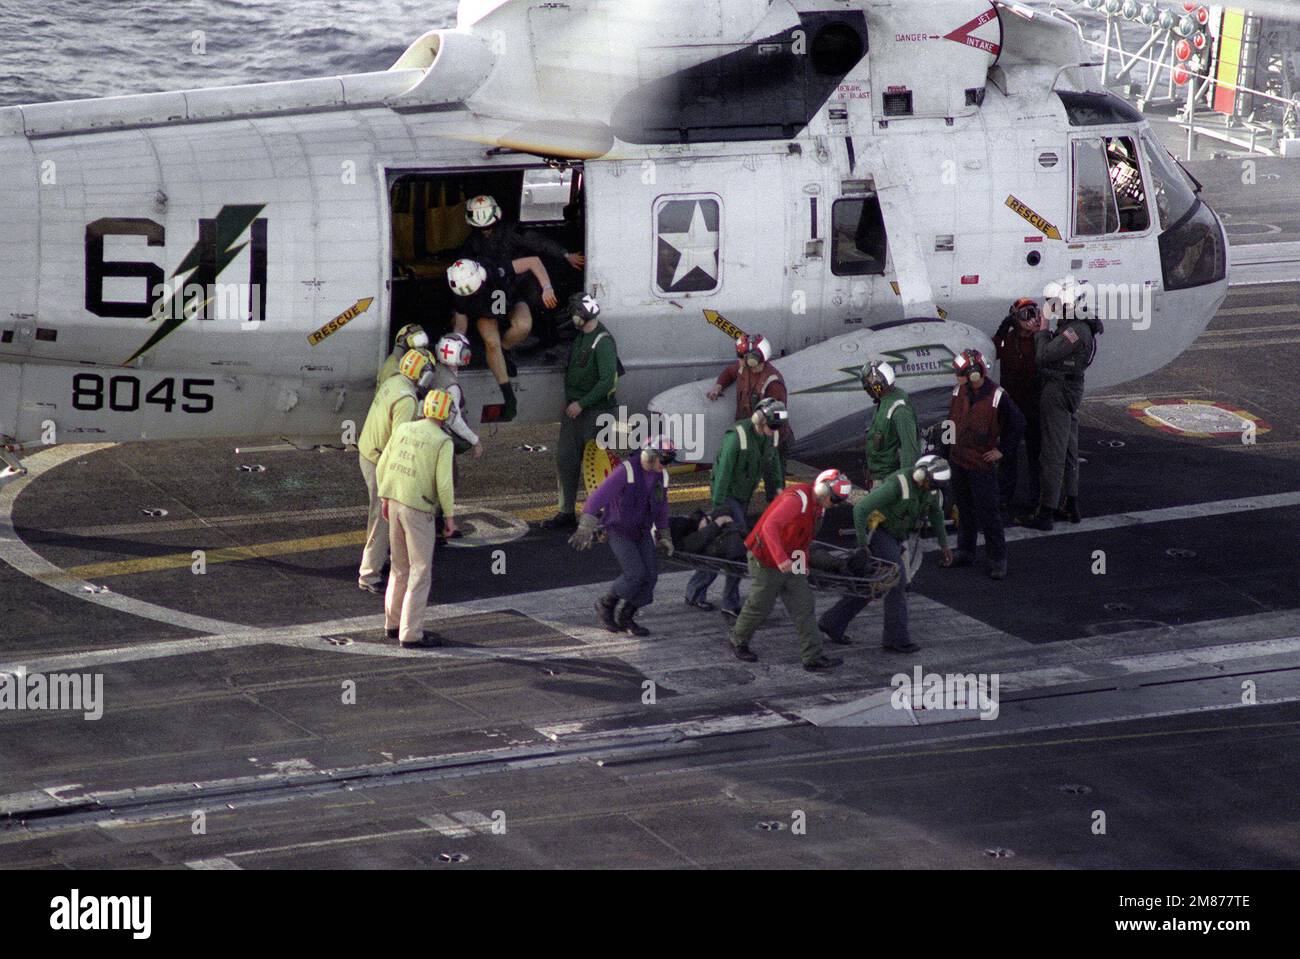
[{"xmin": 0, "ymin": 0, "xmax": 460, "ymax": 107}]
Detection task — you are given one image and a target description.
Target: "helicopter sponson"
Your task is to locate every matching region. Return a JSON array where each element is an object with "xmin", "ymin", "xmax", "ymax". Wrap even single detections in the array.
[{"xmin": 648, "ymin": 318, "xmax": 993, "ymax": 465}]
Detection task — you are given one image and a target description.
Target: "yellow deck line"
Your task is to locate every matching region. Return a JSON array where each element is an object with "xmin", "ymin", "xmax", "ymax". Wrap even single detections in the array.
[
  {"xmin": 59, "ymin": 482, "xmax": 724, "ymax": 580},
  {"xmin": 58, "ymin": 530, "xmax": 368, "ymax": 581}
]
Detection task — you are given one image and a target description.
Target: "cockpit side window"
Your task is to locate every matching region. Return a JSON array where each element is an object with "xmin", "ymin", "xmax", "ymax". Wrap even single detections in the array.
[
  {"xmin": 1071, "ymin": 139, "xmax": 1120, "ymax": 238},
  {"xmin": 1141, "ymin": 136, "xmax": 1200, "ymax": 232},
  {"xmin": 1105, "ymin": 137, "xmax": 1149, "ymax": 233},
  {"xmin": 1072, "ymin": 136, "xmax": 1151, "ymax": 237}
]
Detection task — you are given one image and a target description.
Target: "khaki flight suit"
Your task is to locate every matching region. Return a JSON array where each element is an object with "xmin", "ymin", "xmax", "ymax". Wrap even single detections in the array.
[
  {"xmin": 376, "ymin": 349, "xmax": 403, "ymax": 387},
  {"xmin": 357, "ymin": 375, "xmax": 419, "ymax": 587},
  {"xmin": 376, "ymin": 418, "xmax": 455, "ymax": 645}
]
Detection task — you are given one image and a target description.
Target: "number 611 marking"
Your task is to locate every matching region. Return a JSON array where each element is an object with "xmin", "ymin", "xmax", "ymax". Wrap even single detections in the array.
[{"xmin": 72, "ymin": 374, "xmax": 215, "ymax": 414}]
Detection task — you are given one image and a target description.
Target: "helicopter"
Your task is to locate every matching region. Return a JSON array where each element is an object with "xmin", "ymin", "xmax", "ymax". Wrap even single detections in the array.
[{"xmin": 0, "ymin": 0, "xmax": 1228, "ymax": 474}]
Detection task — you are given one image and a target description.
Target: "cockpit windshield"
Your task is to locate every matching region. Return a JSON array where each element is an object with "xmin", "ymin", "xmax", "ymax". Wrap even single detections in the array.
[{"xmin": 1141, "ymin": 136, "xmax": 1200, "ymax": 232}]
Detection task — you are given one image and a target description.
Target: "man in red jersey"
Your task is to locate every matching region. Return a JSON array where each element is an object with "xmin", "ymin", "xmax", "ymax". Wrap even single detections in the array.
[{"xmin": 726, "ymin": 469, "xmax": 852, "ymax": 671}]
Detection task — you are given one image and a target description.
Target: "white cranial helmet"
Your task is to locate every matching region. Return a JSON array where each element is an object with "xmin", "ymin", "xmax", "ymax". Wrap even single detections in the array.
[
  {"xmin": 447, "ymin": 259, "xmax": 488, "ymax": 297},
  {"xmin": 435, "ymin": 332, "xmax": 472, "ymax": 369},
  {"xmin": 912, "ymin": 454, "xmax": 952, "ymax": 485},
  {"xmin": 465, "ymin": 195, "xmax": 502, "ymax": 228}
]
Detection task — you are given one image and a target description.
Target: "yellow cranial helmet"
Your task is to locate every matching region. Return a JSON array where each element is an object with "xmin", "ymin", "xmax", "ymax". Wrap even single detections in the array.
[
  {"xmin": 398, "ymin": 348, "xmax": 435, "ymax": 384},
  {"xmin": 422, "ymin": 389, "xmax": 454, "ymax": 422}
]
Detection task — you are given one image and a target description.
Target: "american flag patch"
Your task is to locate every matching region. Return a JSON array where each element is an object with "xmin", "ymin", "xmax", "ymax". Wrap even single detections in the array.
[{"xmin": 1062, "ymin": 328, "xmax": 1079, "ymax": 344}]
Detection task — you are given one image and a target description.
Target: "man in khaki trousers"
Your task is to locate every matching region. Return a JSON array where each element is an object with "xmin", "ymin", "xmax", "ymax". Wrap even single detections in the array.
[
  {"xmin": 357, "ymin": 348, "xmax": 435, "ymax": 593},
  {"xmin": 376, "ymin": 389, "xmax": 456, "ymax": 648}
]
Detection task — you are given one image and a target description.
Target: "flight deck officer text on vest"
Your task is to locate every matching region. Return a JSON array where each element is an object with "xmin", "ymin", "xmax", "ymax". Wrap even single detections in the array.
[
  {"xmin": 376, "ymin": 389, "xmax": 457, "ymax": 649},
  {"xmin": 357, "ymin": 348, "xmax": 436, "ymax": 594},
  {"xmin": 543, "ymin": 293, "xmax": 621, "ymax": 531}
]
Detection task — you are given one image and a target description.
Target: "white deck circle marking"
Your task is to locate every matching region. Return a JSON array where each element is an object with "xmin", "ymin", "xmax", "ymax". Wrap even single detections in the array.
[
  {"xmin": 1143, "ymin": 403, "xmax": 1251, "ymax": 434},
  {"xmin": 0, "ymin": 445, "xmax": 240, "ymax": 636},
  {"xmin": 444, "ymin": 508, "xmax": 529, "ymax": 548}
]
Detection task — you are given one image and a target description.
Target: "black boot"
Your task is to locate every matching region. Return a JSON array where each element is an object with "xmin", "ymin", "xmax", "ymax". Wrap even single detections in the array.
[
  {"xmin": 1016, "ymin": 501, "xmax": 1054, "ymax": 531},
  {"xmin": 1054, "ymin": 495, "xmax": 1081, "ymax": 524},
  {"xmin": 616, "ymin": 602, "xmax": 650, "ymax": 637},
  {"xmin": 595, "ymin": 593, "xmax": 620, "ymax": 632},
  {"xmin": 499, "ymin": 381, "xmax": 518, "ymax": 422}
]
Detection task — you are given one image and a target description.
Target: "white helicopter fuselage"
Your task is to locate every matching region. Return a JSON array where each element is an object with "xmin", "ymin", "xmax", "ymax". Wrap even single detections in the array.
[{"xmin": 0, "ymin": 0, "xmax": 1228, "ymax": 463}]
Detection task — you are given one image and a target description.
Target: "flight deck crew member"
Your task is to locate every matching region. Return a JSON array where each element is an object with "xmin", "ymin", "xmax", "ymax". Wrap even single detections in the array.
[
  {"xmin": 727, "ymin": 468, "xmax": 851, "ymax": 671},
  {"xmin": 462, "ymin": 194, "xmax": 585, "ymax": 282},
  {"xmin": 377, "ymin": 324, "xmax": 430, "ymax": 386},
  {"xmin": 684, "ymin": 397, "xmax": 788, "ymax": 619},
  {"xmin": 461, "ymin": 194, "xmax": 584, "ymax": 365},
  {"xmin": 944, "ymin": 350, "xmax": 1024, "ymax": 581},
  {"xmin": 542, "ymin": 293, "xmax": 620, "ymax": 531},
  {"xmin": 447, "ymin": 252, "xmax": 555, "ymax": 423},
  {"xmin": 1017, "ymin": 287, "xmax": 1102, "ymax": 531},
  {"xmin": 376, "ymin": 389, "xmax": 456, "ymax": 649},
  {"xmin": 431, "ymin": 331, "xmax": 481, "ymax": 546},
  {"xmin": 862, "ymin": 360, "xmax": 921, "ymax": 489},
  {"xmin": 707, "ymin": 334, "xmax": 793, "ymax": 452},
  {"xmin": 569, "ymin": 438, "xmax": 677, "ymax": 637},
  {"xmin": 993, "ymin": 298, "xmax": 1043, "ymax": 508},
  {"xmin": 432, "ymin": 332, "xmax": 483, "ymax": 459},
  {"xmin": 357, "ymin": 348, "xmax": 436, "ymax": 594},
  {"xmin": 818, "ymin": 455, "xmax": 954, "ymax": 653}
]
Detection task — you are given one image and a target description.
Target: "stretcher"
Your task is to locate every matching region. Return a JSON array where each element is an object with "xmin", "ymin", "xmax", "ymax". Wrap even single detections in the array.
[{"xmin": 665, "ymin": 545, "xmax": 901, "ymax": 601}]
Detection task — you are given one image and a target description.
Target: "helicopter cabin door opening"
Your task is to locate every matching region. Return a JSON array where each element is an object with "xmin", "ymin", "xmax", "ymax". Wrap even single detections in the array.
[{"xmin": 386, "ymin": 164, "xmax": 586, "ymax": 370}]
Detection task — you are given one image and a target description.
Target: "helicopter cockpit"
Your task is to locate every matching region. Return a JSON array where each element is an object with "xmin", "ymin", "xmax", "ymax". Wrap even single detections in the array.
[{"xmin": 1060, "ymin": 90, "xmax": 1227, "ymax": 292}]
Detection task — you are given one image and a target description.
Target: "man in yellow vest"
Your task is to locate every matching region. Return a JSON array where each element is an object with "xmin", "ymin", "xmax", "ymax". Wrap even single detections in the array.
[
  {"xmin": 357, "ymin": 348, "xmax": 435, "ymax": 594},
  {"xmin": 376, "ymin": 389, "xmax": 457, "ymax": 649}
]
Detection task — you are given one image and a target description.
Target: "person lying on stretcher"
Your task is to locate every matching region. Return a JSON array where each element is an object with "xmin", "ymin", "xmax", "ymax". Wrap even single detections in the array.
[
  {"xmin": 669, "ymin": 509, "xmax": 748, "ymax": 561},
  {"xmin": 669, "ymin": 510, "xmax": 875, "ymax": 579}
]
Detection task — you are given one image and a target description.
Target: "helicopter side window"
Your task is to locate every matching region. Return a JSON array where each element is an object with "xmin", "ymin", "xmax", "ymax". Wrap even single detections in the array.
[
  {"xmin": 1104, "ymin": 136, "xmax": 1149, "ymax": 233},
  {"xmin": 1071, "ymin": 139, "xmax": 1120, "ymax": 238},
  {"xmin": 520, "ymin": 168, "xmax": 574, "ymax": 224},
  {"xmin": 831, "ymin": 195, "xmax": 887, "ymax": 276}
]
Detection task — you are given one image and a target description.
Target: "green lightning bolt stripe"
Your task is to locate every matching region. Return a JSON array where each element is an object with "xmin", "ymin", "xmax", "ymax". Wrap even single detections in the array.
[
  {"xmin": 124, "ymin": 204, "xmax": 266, "ymax": 366},
  {"xmin": 793, "ymin": 365, "xmax": 869, "ymax": 396},
  {"xmin": 793, "ymin": 345, "xmax": 957, "ymax": 396}
]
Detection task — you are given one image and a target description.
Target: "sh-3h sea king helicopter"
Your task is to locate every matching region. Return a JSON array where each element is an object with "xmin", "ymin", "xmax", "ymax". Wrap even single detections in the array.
[{"xmin": 0, "ymin": 0, "xmax": 1228, "ymax": 473}]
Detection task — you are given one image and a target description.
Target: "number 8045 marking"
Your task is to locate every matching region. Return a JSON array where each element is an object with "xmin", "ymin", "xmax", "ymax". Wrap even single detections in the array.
[{"xmin": 72, "ymin": 374, "xmax": 215, "ymax": 414}]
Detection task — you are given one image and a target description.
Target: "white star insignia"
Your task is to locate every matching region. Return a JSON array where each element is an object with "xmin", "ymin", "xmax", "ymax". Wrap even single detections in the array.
[{"xmin": 661, "ymin": 202, "xmax": 719, "ymax": 287}]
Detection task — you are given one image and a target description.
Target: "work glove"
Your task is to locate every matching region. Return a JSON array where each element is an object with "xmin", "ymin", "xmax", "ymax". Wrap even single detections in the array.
[
  {"xmin": 656, "ymin": 531, "xmax": 675, "ymax": 557},
  {"xmin": 568, "ymin": 513, "xmax": 599, "ymax": 551}
]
